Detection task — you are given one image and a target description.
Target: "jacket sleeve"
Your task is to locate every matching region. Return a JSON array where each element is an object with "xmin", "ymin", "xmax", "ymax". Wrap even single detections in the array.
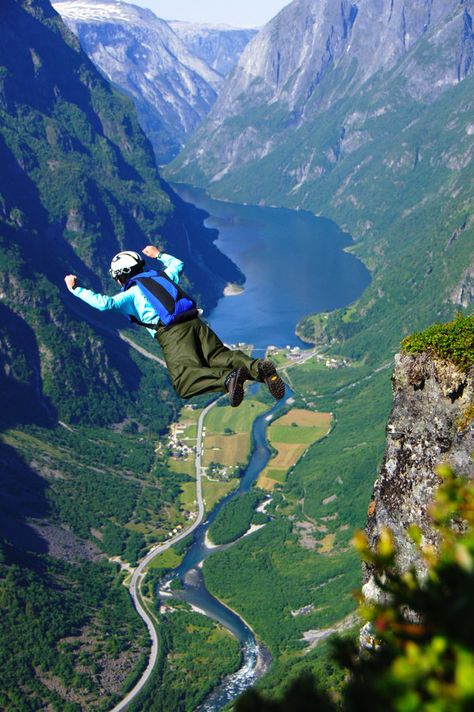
[
  {"xmin": 158, "ymin": 252, "xmax": 184, "ymax": 284},
  {"xmin": 68, "ymin": 286, "xmax": 136, "ymax": 314}
]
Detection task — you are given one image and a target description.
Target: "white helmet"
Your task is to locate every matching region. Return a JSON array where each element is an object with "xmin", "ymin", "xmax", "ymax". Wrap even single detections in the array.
[{"xmin": 109, "ymin": 251, "xmax": 145, "ymax": 280}]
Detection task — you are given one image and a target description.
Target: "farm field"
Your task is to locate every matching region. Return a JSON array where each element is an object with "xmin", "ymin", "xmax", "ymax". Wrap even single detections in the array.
[
  {"xmin": 204, "ymin": 399, "xmax": 268, "ymax": 434},
  {"xmin": 203, "ymin": 478, "xmax": 240, "ymax": 511},
  {"xmin": 203, "ymin": 433, "xmax": 249, "ymax": 467},
  {"xmin": 169, "ymin": 401, "xmax": 267, "ymax": 516},
  {"xmin": 202, "ymin": 399, "xmax": 268, "ymax": 474},
  {"xmin": 258, "ymin": 408, "xmax": 332, "ymax": 490}
]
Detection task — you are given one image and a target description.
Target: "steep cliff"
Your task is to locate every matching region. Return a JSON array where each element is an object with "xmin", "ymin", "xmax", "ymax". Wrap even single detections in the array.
[
  {"xmin": 364, "ymin": 318, "xmax": 474, "ymax": 600},
  {"xmin": 52, "ymin": 0, "xmax": 223, "ymax": 162},
  {"xmin": 0, "ymin": 0, "xmax": 241, "ymax": 428},
  {"xmin": 170, "ymin": 0, "xmax": 474, "ymax": 191},
  {"xmin": 169, "ymin": 0, "xmax": 474, "ymax": 369}
]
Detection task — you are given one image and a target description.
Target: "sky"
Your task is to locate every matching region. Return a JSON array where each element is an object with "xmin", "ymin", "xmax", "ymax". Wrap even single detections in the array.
[{"xmin": 130, "ymin": 0, "xmax": 292, "ymax": 28}]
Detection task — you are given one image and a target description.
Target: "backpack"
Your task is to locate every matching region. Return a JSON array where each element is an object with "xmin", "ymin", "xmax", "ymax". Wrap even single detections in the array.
[{"xmin": 123, "ymin": 269, "xmax": 197, "ymax": 328}]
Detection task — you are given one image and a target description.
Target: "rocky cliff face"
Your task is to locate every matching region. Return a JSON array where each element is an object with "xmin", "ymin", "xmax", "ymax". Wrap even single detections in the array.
[
  {"xmin": 364, "ymin": 351, "xmax": 474, "ymax": 599},
  {"xmin": 52, "ymin": 0, "xmax": 223, "ymax": 162},
  {"xmin": 170, "ymin": 0, "xmax": 474, "ymax": 190},
  {"xmin": 169, "ymin": 21, "xmax": 257, "ymax": 78}
]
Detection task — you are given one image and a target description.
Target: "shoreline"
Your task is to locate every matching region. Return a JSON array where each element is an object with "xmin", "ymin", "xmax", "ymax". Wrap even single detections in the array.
[
  {"xmin": 207, "ymin": 588, "xmax": 272, "ymax": 678},
  {"xmin": 204, "ymin": 530, "xmax": 220, "ymax": 549},
  {"xmin": 223, "ymin": 282, "xmax": 245, "ymax": 297}
]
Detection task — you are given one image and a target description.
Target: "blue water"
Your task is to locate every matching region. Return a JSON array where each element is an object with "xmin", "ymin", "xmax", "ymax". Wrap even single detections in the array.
[
  {"xmin": 165, "ymin": 391, "xmax": 287, "ymax": 711},
  {"xmin": 173, "ymin": 184, "xmax": 370, "ymax": 349},
  {"xmin": 158, "ymin": 187, "xmax": 370, "ymax": 710}
]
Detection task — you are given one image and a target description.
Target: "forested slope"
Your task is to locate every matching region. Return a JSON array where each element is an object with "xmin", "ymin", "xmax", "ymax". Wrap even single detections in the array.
[{"xmin": 0, "ymin": 1, "xmax": 239, "ymax": 707}]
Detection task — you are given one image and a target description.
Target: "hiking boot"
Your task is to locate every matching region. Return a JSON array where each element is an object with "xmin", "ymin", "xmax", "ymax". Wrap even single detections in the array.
[
  {"xmin": 225, "ymin": 367, "xmax": 250, "ymax": 407},
  {"xmin": 258, "ymin": 360, "xmax": 285, "ymax": 401}
]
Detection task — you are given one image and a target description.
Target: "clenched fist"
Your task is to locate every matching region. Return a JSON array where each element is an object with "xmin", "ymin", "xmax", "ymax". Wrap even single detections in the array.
[{"xmin": 142, "ymin": 245, "xmax": 160, "ymax": 259}]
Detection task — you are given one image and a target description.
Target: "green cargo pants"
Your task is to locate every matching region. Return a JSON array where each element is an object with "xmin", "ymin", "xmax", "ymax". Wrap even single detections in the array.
[{"xmin": 155, "ymin": 317, "xmax": 261, "ymax": 399}]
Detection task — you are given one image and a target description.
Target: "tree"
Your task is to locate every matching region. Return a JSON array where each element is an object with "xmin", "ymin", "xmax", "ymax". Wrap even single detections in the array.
[{"xmin": 238, "ymin": 463, "xmax": 474, "ymax": 711}]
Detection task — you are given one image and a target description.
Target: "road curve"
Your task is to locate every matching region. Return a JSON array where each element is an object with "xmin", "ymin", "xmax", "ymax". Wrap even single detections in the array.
[{"xmin": 110, "ymin": 396, "xmax": 222, "ymax": 712}]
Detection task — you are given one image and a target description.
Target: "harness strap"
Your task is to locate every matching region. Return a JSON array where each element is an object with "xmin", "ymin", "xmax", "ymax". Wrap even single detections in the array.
[
  {"xmin": 156, "ymin": 270, "xmax": 196, "ymax": 305},
  {"xmin": 134, "ymin": 274, "xmax": 176, "ymax": 314},
  {"xmin": 130, "ymin": 307, "xmax": 199, "ymax": 332}
]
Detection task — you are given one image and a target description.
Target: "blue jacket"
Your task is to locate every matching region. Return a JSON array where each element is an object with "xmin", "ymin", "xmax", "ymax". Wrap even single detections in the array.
[{"xmin": 68, "ymin": 252, "xmax": 184, "ymax": 338}]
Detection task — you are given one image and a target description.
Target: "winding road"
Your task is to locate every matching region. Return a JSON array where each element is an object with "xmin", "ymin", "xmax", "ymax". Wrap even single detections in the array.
[{"xmin": 110, "ymin": 396, "xmax": 221, "ymax": 712}]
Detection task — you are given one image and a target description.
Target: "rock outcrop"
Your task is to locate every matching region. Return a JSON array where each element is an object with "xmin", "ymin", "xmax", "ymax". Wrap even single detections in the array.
[
  {"xmin": 170, "ymin": 0, "xmax": 474, "ymax": 197},
  {"xmin": 364, "ymin": 351, "xmax": 474, "ymax": 600}
]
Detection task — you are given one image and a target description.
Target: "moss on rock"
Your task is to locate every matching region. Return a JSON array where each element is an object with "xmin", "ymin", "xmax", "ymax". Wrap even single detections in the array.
[{"xmin": 401, "ymin": 313, "xmax": 474, "ymax": 372}]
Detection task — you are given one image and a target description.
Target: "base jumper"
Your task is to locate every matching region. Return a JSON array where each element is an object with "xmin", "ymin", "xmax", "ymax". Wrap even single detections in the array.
[{"xmin": 64, "ymin": 246, "xmax": 285, "ymax": 407}]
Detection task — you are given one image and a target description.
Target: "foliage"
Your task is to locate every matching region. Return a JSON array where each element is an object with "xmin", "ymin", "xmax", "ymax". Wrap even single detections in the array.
[
  {"xmin": 123, "ymin": 531, "xmax": 147, "ymax": 566},
  {"xmin": 0, "ymin": 544, "xmax": 147, "ymax": 711},
  {"xmin": 346, "ymin": 463, "xmax": 474, "ymax": 711},
  {"xmin": 129, "ymin": 607, "xmax": 241, "ymax": 712},
  {"xmin": 239, "ymin": 464, "xmax": 474, "ymax": 711},
  {"xmin": 204, "ymin": 519, "xmax": 360, "ymax": 656},
  {"xmin": 201, "ymin": 363, "xmax": 391, "ymax": 700},
  {"xmin": 208, "ymin": 490, "xmax": 262, "ymax": 545},
  {"xmin": 1, "ymin": 423, "xmax": 192, "ymax": 564},
  {"xmin": 402, "ymin": 313, "xmax": 474, "ymax": 372},
  {"xmin": 458, "ymin": 404, "xmax": 474, "ymax": 433}
]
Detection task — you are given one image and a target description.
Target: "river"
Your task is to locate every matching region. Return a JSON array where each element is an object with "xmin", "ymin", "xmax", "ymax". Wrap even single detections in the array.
[
  {"xmin": 156, "ymin": 185, "xmax": 370, "ymax": 710},
  {"xmin": 159, "ymin": 388, "xmax": 286, "ymax": 711}
]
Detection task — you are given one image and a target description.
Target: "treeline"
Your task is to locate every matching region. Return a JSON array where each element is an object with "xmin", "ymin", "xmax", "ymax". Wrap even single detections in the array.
[
  {"xmin": 238, "ymin": 467, "xmax": 474, "ymax": 711},
  {"xmin": 129, "ymin": 606, "xmax": 241, "ymax": 712},
  {"xmin": 0, "ymin": 541, "xmax": 148, "ymax": 711},
  {"xmin": 203, "ymin": 518, "xmax": 359, "ymax": 657},
  {"xmin": 208, "ymin": 490, "xmax": 264, "ymax": 545}
]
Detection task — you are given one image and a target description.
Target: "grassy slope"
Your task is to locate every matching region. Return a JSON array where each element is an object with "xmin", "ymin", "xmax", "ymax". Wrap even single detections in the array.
[
  {"xmin": 167, "ymin": 25, "xmax": 474, "ymax": 703},
  {"xmin": 0, "ymin": 2, "xmax": 243, "ymax": 708}
]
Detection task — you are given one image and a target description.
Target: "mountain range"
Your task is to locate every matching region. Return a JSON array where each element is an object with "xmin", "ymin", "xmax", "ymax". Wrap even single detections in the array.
[
  {"xmin": 53, "ymin": 0, "xmax": 256, "ymax": 162},
  {"xmin": 169, "ymin": 0, "xmax": 474, "ymax": 364},
  {"xmin": 1, "ymin": 0, "xmax": 473, "ymax": 708},
  {"xmin": 169, "ymin": 20, "xmax": 257, "ymax": 77}
]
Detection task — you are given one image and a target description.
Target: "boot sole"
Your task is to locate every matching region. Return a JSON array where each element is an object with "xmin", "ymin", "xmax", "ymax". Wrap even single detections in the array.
[
  {"xmin": 259, "ymin": 361, "xmax": 286, "ymax": 401},
  {"xmin": 228, "ymin": 367, "xmax": 249, "ymax": 407}
]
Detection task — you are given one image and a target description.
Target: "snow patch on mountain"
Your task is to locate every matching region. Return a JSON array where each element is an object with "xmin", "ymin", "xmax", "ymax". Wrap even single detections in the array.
[{"xmin": 52, "ymin": 0, "xmax": 224, "ymax": 161}]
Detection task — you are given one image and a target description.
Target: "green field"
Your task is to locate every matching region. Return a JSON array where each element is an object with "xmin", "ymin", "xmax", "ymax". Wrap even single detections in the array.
[
  {"xmin": 147, "ymin": 547, "xmax": 184, "ymax": 572},
  {"xmin": 258, "ymin": 408, "xmax": 332, "ymax": 490},
  {"xmin": 202, "ymin": 359, "xmax": 392, "ymax": 700},
  {"xmin": 169, "ymin": 458, "xmax": 195, "ymax": 477},
  {"xmin": 179, "ymin": 481, "xmax": 197, "ymax": 512},
  {"xmin": 205, "ymin": 399, "xmax": 268, "ymax": 434},
  {"xmin": 269, "ymin": 425, "xmax": 325, "ymax": 444},
  {"xmin": 264, "ymin": 469, "xmax": 287, "ymax": 483},
  {"xmin": 202, "ymin": 478, "xmax": 240, "ymax": 511}
]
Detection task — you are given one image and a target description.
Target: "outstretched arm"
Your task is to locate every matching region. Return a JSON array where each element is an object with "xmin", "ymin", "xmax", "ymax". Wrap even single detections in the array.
[
  {"xmin": 64, "ymin": 274, "xmax": 135, "ymax": 312},
  {"xmin": 142, "ymin": 245, "xmax": 183, "ymax": 284}
]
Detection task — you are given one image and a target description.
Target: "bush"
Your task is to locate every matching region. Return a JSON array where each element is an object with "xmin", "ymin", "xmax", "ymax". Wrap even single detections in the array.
[
  {"xmin": 238, "ymin": 463, "xmax": 474, "ymax": 711},
  {"xmin": 402, "ymin": 313, "xmax": 474, "ymax": 371}
]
